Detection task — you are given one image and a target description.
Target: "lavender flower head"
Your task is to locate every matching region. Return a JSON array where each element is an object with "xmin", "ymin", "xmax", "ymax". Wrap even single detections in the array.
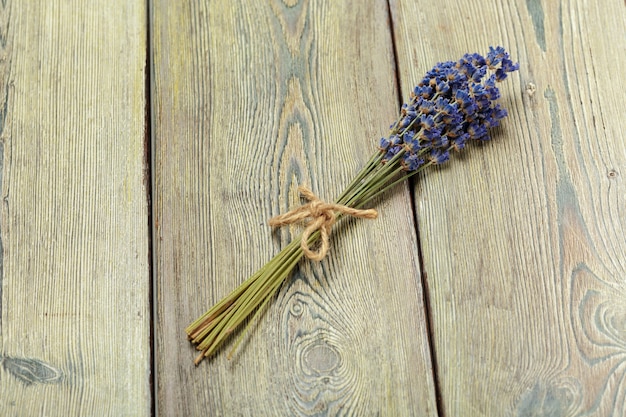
[{"xmin": 379, "ymin": 46, "xmax": 519, "ymax": 171}]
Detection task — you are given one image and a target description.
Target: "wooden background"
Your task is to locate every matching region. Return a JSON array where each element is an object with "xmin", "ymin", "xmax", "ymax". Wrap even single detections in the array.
[{"xmin": 1, "ymin": 0, "xmax": 624, "ymax": 416}]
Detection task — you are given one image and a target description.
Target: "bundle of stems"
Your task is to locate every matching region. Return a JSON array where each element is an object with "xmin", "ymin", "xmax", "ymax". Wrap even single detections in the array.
[
  {"xmin": 186, "ymin": 46, "xmax": 519, "ymax": 365},
  {"xmin": 186, "ymin": 152, "xmax": 421, "ymax": 365}
]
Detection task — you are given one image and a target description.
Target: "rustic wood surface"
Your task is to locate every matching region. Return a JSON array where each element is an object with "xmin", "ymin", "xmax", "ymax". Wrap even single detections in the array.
[
  {"xmin": 152, "ymin": 1, "xmax": 436, "ymax": 415},
  {"xmin": 0, "ymin": 1, "xmax": 151, "ymax": 416},
  {"xmin": 391, "ymin": 0, "xmax": 626, "ymax": 416},
  {"xmin": 1, "ymin": 0, "xmax": 624, "ymax": 415}
]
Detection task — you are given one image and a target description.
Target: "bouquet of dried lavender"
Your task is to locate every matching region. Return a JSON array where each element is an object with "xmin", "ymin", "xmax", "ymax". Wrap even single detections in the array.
[{"xmin": 187, "ymin": 46, "xmax": 519, "ymax": 364}]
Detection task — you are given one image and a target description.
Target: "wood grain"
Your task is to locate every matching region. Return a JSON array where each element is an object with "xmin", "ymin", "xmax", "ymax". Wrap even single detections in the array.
[
  {"xmin": 0, "ymin": 1, "xmax": 151, "ymax": 415},
  {"xmin": 152, "ymin": 0, "xmax": 437, "ymax": 415},
  {"xmin": 390, "ymin": 0, "xmax": 626, "ymax": 415}
]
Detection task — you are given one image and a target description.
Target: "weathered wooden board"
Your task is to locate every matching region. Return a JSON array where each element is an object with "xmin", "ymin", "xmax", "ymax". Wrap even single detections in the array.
[
  {"xmin": 152, "ymin": 1, "xmax": 437, "ymax": 415},
  {"xmin": 0, "ymin": 1, "xmax": 151, "ymax": 415},
  {"xmin": 391, "ymin": 0, "xmax": 626, "ymax": 415}
]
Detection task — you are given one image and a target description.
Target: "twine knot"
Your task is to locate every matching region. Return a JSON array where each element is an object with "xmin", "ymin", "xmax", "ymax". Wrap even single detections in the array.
[{"xmin": 268, "ymin": 186, "xmax": 378, "ymax": 261}]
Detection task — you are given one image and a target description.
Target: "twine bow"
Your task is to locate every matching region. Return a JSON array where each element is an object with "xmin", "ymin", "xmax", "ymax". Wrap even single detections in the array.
[{"xmin": 268, "ymin": 186, "xmax": 378, "ymax": 261}]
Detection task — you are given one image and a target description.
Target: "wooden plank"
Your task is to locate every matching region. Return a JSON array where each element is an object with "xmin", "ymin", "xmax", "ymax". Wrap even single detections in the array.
[
  {"xmin": 0, "ymin": 1, "xmax": 151, "ymax": 415},
  {"xmin": 391, "ymin": 0, "xmax": 626, "ymax": 415},
  {"xmin": 153, "ymin": 1, "xmax": 437, "ymax": 415}
]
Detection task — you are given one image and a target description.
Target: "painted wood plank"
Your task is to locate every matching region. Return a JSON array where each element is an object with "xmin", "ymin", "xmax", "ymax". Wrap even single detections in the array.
[
  {"xmin": 152, "ymin": 1, "xmax": 437, "ymax": 415},
  {"xmin": 390, "ymin": 0, "xmax": 626, "ymax": 415},
  {"xmin": 0, "ymin": 1, "xmax": 151, "ymax": 415}
]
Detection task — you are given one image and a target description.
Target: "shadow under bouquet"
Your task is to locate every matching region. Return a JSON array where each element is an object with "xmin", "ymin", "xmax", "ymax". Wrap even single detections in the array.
[{"xmin": 187, "ymin": 46, "xmax": 519, "ymax": 365}]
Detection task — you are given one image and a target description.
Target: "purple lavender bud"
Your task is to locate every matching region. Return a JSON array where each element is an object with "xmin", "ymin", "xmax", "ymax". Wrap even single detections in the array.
[
  {"xmin": 417, "ymin": 99, "xmax": 435, "ymax": 115},
  {"xmin": 483, "ymin": 104, "xmax": 508, "ymax": 128},
  {"xmin": 399, "ymin": 116, "xmax": 412, "ymax": 129},
  {"xmin": 420, "ymin": 114, "xmax": 436, "ymax": 130},
  {"xmin": 454, "ymin": 89, "xmax": 473, "ymax": 108},
  {"xmin": 414, "ymin": 85, "xmax": 433, "ymax": 99},
  {"xmin": 436, "ymin": 80, "xmax": 451, "ymax": 95},
  {"xmin": 403, "ymin": 131, "xmax": 420, "ymax": 152},
  {"xmin": 486, "ymin": 46, "xmax": 506, "ymax": 66},
  {"xmin": 429, "ymin": 149, "xmax": 450, "ymax": 165},
  {"xmin": 406, "ymin": 137, "xmax": 421, "ymax": 153},
  {"xmin": 483, "ymin": 75, "xmax": 500, "ymax": 100},
  {"xmin": 385, "ymin": 145, "xmax": 402, "ymax": 161},
  {"xmin": 467, "ymin": 122, "xmax": 488, "ymax": 140},
  {"xmin": 422, "ymin": 126, "xmax": 442, "ymax": 141},
  {"xmin": 432, "ymin": 134, "xmax": 449, "ymax": 149},
  {"xmin": 450, "ymin": 133, "xmax": 470, "ymax": 151},
  {"xmin": 443, "ymin": 67, "xmax": 463, "ymax": 84},
  {"xmin": 492, "ymin": 104, "xmax": 508, "ymax": 121},
  {"xmin": 502, "ymin": 59, "xmax": 520, "ymax": 73},
  {"xmin": 379, "ymin": 137, "xmax": 390, "ymax": 150},
  {"xmin": 381, "ymin": 47, "xmax": 518, "ymax": 170},
  {"xmin": 495, "ymin": 68, "xmax": 508, "ymax": 82},
  {"xmin": 435, "ymin": 97, "xmax": 457, "ymax": 116},
  {"xmin": 403, "ymin": 153, "xmax": 425, "ymax": 171},
  {"xmin": 473, "ymin": 91, "xmax": 491, "ymax": 110},
  {"xmin": 471, "ymin": 65, "xmax": 488, "ymax": 82},
  {"xmin": 390, "ymin": 134, "xmax": 402, "ymax": 146}
]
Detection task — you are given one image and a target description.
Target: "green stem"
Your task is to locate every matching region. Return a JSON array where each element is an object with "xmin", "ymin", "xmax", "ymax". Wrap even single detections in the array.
[{"xmin": 188, "ymin": 145, "xmax": 431, "ymax": 362}]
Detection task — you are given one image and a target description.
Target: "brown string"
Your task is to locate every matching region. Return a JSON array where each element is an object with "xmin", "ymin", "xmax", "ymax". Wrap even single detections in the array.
[{"xmin": 268, "ymin": 186, "xmax": 378, "ymax": 261}]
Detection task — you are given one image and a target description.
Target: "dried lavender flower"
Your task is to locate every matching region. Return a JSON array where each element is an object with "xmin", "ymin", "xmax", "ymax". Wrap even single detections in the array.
[
  {"xmin": 187, "ymin": 47, "xmax": 519, "ymax": 364},
  {"xmin": 379, "ymin": 46, "xmax": 519, "ymax": 174}
]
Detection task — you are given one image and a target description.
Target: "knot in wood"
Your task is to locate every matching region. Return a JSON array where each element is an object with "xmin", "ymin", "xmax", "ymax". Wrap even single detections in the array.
[{"xmin": 268, "ymin": 185, "xmax": 377, "ymax": 261}]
